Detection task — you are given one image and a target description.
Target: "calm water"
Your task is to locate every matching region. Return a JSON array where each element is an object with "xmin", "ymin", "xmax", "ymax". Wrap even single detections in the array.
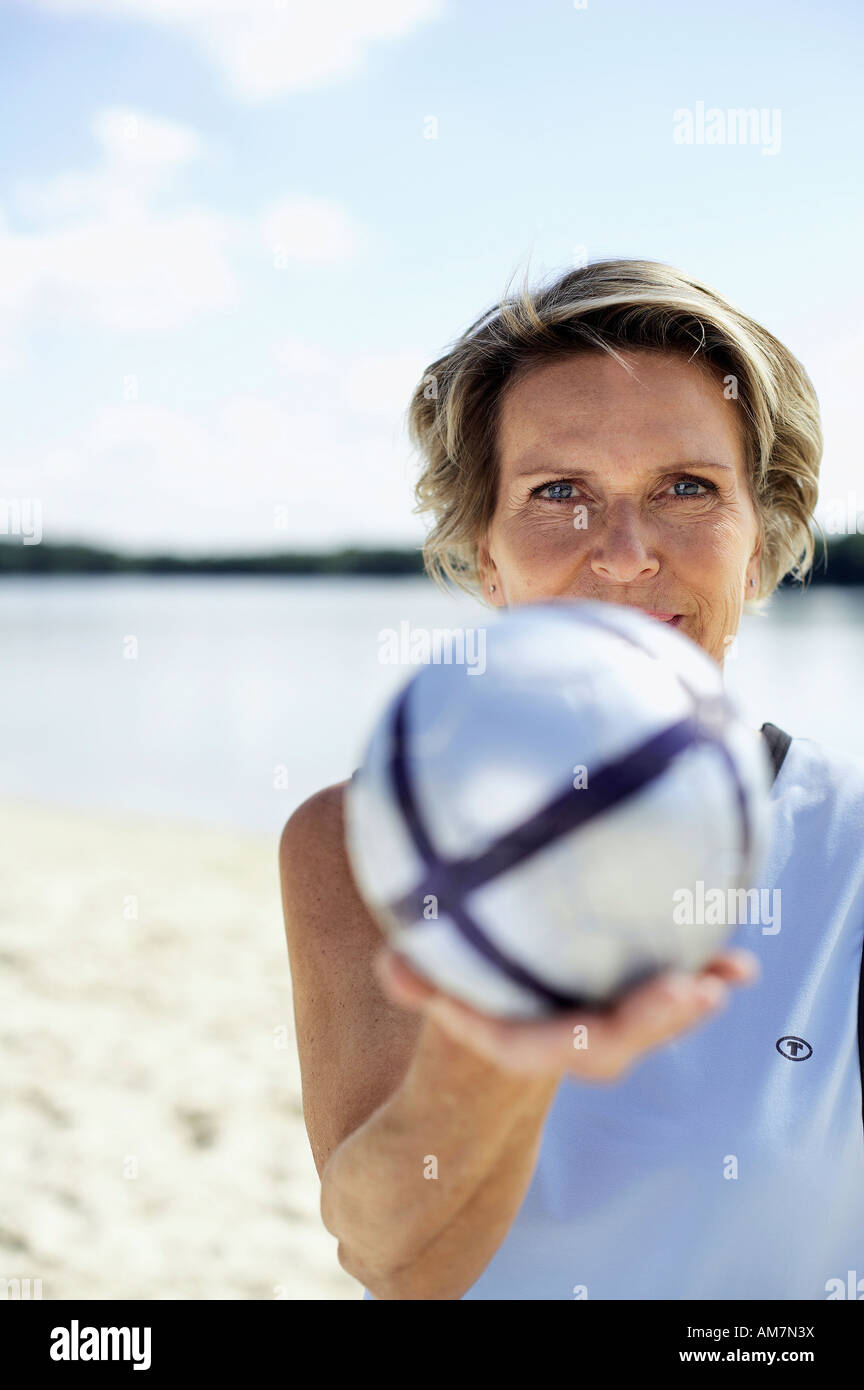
[{"xmin": 0, "ymin": 576, "xmax": 862, "ymax": 833}]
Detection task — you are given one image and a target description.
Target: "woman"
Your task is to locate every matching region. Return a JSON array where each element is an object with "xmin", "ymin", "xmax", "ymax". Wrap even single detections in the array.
[{"xmin": 279, "ymin": 259, "xmax": 864, "ymax": 1300}]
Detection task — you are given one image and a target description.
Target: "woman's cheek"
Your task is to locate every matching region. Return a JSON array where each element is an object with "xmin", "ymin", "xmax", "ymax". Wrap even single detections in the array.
[{"xmin": 505, "ymin": 508, "xmax": 590, "ymax": 554}]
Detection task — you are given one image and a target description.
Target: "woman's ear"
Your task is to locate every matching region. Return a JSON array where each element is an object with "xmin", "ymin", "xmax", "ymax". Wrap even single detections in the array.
[
  {"xmin": 745, "ymin": 538, "xmax": 763, "ymax": 596},
  {"xmin": 477, "ymin": 537, "xmax": 503, "ymax": 606}
]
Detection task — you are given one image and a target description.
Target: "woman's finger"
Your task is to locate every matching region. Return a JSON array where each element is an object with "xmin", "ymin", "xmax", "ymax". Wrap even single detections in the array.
[
  {"xmin": 700, "ymin": 947, "xmax": 761, "ymax": 985},
  {"xmin": 373, "ymin": 946, "xmax": 438, "ymax": 1008}
]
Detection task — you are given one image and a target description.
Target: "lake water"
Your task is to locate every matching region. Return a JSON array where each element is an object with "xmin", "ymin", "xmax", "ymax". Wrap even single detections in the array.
[{"xmin": 1, "ymin": 576, "xmax": 861, "ymax": 833}]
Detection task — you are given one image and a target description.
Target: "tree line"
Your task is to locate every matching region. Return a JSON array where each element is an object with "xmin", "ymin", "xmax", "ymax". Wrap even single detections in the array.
[{"xmin": 1, "ymin": 536, "xmax": 862, "ymax": 584}]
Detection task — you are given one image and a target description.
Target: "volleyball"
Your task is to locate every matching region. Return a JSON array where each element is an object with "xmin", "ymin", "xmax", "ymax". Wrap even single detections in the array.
[{"xmin": 345, "ymin": 600, "xmax": 774, "ymax": 1019}]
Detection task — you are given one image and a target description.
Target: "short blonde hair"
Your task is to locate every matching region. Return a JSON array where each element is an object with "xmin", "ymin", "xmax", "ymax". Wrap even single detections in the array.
[{"xmin": 409, "ymin": 259, "xmax": 822, "ymax": 612}]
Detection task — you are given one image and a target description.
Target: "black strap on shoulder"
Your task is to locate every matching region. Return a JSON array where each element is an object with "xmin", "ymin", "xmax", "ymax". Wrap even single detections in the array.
[
  {"xmin": 859, "ymin": 928, "xmax": 864, "ymax": 1148},
  {"xmin": 760, "ymin": 722, "xmax": 792, "ymax": 784}
]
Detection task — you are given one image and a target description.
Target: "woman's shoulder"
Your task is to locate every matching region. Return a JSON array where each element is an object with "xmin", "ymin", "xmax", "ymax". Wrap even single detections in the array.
[
  {"xmin": 278, "ymin": 779, "xmax": 353, "ymax": 881},
  {"xmin": 770, "ymin": 727, "xmax": 864, "ymax": 833}
]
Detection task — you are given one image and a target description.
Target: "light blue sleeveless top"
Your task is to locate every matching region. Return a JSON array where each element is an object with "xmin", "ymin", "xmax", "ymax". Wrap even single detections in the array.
[{"xmin": 362, "ymin": 729, "xmax": 864, "ymax": 1299}]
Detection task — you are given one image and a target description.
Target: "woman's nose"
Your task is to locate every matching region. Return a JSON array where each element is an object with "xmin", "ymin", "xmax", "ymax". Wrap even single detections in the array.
[{"xmin": 586, "ymin": 508, "xmax": 661, "ymax": 584}]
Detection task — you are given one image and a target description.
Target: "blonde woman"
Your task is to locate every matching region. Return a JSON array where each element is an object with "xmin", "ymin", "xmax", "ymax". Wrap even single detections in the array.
[{"xmin": 279, "ymin": 260, "xmax": 864, "ymax": 1300}]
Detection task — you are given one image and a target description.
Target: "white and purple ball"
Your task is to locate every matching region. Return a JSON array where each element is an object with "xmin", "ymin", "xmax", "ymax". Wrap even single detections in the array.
[{"xmin": 345, "ymin": 600, "xmax": 773, "ymax": 1019}]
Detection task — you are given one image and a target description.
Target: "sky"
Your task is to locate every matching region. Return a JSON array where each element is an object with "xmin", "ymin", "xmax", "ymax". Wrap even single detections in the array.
[{"xmin": 1, "ymin": 0, "xmax": 862, "ymax": 554}]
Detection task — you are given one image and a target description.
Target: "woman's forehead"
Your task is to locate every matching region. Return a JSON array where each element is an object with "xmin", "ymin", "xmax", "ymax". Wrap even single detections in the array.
[{"xmin": 496, "ymin": 350, "xmax": 746, "ymax": 472}]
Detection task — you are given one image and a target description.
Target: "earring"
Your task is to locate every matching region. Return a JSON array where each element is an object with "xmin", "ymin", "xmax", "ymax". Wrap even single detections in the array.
[{"xmin": 489, "ymin": 584, "xmax": 496, "ymax": 593}]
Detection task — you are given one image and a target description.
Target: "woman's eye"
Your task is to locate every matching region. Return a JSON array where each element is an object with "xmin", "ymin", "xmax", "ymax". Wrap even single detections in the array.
[
  {"xmin": 668, "ymin": 477, "xmax": 715, "ymax": 499},
  {"xmin": 533, "ymin": 481, "xmax": 577, "ymax": 502},
  {"xmin": 529, "ymin": 475, "xmax": 717, "ymax": 504}
]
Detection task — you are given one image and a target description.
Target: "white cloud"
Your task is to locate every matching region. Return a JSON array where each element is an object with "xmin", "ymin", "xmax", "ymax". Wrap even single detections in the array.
[
  {"xmin": 0, "ymin": 106, "xmax": 359, "ymax": 336},
  {"xmin": 0, "ymin": 101, "xmax": 389, "ymax": 553},
  {"xmin": 263, "ymin": 197, "xmax": 356, "ymax": 265},
  {"xmin": 1, "ymin": 107, "xmax": 234, "ymax": 331},
  {"xmin": 91, "ymin": 108, "xmax": 201, "ymax": 167},
  {"xmin": 31, "ymin": 0, "xmax": 445, "ymax": 100},
  {"xmin": 9, "ymin": 336, "xmax": 429, "ymax": 551},
  {"xmin": 21, "ymin": 394, "xmax": 423, "ymax": 551},
  {"xmin": 341, "ymin": 350, "xmax": 426, "ymax": 424},
  {"xmin": 272, "ymin": 337, "xmax": 427, "ymax": 425},
  {"xmin": 793, "ymin": 308, "xmax": 864, "ymax": 529},
  {"xmin": 0, "ymin": 207, "xmax": 240, "ymax": 331},
  {"xmin": 14, "ymin": 108, "xmax": 202, "ymax": 224}
]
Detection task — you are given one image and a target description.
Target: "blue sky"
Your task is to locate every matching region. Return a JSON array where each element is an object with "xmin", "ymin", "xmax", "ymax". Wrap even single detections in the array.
[{"xmin": 2, "ymin": 0, "xmax": 862, "ymax": 553}]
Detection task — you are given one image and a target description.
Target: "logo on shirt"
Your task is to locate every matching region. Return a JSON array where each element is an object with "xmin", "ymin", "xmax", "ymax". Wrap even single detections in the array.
[{"xmin": 776, "ymin": 1035, "xmax": 813, "ymax": 1061}]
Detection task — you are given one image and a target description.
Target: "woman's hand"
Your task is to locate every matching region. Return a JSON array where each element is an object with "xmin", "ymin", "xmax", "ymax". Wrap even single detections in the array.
[{"xmin": 373, "ymin": 944, "xmax": 759, "ymax": 1081}]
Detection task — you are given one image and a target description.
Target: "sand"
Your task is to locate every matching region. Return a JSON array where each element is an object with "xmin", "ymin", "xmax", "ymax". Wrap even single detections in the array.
[{"xmin": 0, "ymin": 798, "xmax": 361, "ymax": 1300}]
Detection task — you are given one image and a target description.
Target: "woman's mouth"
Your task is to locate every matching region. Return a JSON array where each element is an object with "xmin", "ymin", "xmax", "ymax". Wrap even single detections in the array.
[{"xmin": 643, "ymin": 612, "xmax": 683, "ymax": 626}]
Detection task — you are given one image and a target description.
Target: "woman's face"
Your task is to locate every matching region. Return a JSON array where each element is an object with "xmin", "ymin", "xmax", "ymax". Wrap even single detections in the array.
[{"xmin": 480, "ymin": 348, "xmax": 763, "ymax": 666}]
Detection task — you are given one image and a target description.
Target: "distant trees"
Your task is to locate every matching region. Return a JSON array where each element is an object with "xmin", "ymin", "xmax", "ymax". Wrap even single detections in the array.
[
  {"xmin": 0, "ymin": 536, "xmax": 862, "ymax": 584},
  {"xmin": 0, "ymin": 542, "xmax": 426, "ymax": 576}
]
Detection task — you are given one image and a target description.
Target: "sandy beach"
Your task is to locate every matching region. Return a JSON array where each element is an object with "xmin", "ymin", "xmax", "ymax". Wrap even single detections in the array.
[{"xmin": 0, "ymin": 798, "xmax": 360, "ymax": 1300}]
